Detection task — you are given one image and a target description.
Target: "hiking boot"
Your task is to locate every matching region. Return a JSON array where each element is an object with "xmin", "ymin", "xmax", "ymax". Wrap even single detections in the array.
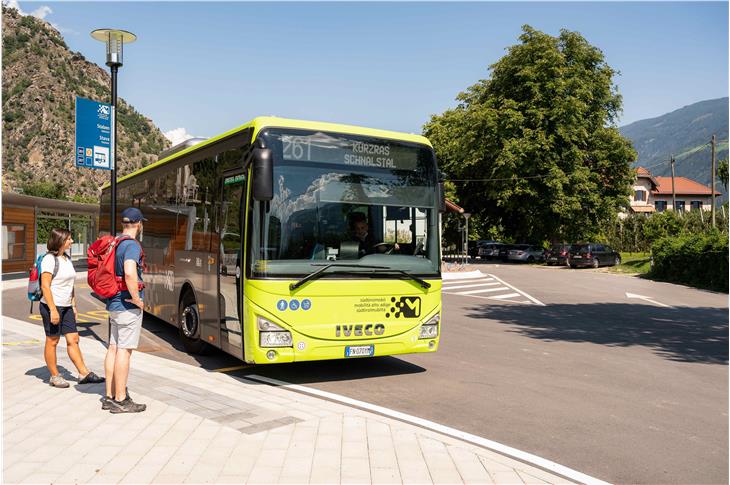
[
  {"xmin": 109, "ymin": 396, "xmax": 146, "ymax": 414},
  {"xmin": 49, "ymin": 375, "xmax": 69, "ymax": 388},
  {"xmin": 78, "ymin": 371, "xmax": 105, "ymax": 384},
  {"xmin": 101, "ymin": 388, "xmax": 131, "ymax": 410}
]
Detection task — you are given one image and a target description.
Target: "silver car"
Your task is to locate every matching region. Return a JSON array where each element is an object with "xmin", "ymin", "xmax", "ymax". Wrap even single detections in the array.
[{"xmin": 507, "ymin": 245, "xmax": 545, "ymax": 263}]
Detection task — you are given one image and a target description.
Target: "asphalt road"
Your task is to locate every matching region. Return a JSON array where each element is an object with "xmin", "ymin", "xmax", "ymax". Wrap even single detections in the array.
[{"xmin": 3, "ymin": 263, "xmax": 727, "ymax": 484}]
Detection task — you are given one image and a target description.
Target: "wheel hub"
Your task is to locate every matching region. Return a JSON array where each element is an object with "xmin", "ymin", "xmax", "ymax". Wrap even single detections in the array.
[{"xmin": 181, "ymin": 306, "xmax": 197, "ymax": 338}]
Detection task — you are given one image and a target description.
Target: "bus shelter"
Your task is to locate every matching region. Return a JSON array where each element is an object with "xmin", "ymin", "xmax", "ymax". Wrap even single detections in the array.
[{"xmin": 2, "ymin": 192, "xmax": 99, "ymax": 275}]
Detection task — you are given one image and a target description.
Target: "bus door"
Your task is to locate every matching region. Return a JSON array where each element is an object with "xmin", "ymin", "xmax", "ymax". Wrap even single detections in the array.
[{"xmin": 218, "ymin": 170, "xmax": 245, "ymax": 356}]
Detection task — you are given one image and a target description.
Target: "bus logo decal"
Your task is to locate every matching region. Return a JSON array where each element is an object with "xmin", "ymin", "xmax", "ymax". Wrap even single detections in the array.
[
  {"xmin": 388, "ymin": 297, "xmax": 421, "ymax": 318},
  {"xmin": 301, "ymin": 299, "xmax": 311, "ymax": 310},
  {"xmin": 289, "ymin": 300, "xmax": 300, "ymax": 311},
  {"xmin": 277, "ymin": 299, "xmax": 288, "ymax": 311},
  {"xmin": 336, "ymin": 324, "xmax": 385, "ymax": 337}
]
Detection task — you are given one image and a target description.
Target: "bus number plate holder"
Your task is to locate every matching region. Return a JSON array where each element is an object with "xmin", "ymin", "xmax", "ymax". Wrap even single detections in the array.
[{"xmin": 345, "ymin": 345, "xmax": 374, "ymax": 358}]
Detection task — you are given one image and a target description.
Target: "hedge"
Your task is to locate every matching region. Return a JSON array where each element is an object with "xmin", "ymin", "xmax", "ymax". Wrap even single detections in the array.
[{"xmin": 650, "ymin": 232, "xmax": 728, "ymax": 292}]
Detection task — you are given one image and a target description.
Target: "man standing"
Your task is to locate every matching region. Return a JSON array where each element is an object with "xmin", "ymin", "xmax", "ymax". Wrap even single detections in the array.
[{"xmin": 103, "ymin": 207, "xmax": 147, "ymax": 413}]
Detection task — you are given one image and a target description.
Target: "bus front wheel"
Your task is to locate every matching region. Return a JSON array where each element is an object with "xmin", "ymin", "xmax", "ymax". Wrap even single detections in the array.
[{"xmin": 179, "ymin": 292, "xmax": 211, "ymax": 355}]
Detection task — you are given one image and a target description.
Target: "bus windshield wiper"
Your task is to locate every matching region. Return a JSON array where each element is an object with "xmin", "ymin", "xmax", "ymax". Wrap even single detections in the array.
[
  {"xmin": 289, "ymin": 263, "xmax": 389, "ymax": 291},
  {"xmin": 289, "ymin": 264, "xmax": 431, "ymax": 291}
]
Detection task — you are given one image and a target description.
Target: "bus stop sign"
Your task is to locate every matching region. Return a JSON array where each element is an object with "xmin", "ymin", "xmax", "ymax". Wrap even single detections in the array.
[{"xmin": 75, "ymin": 96, "xmax": 113, "ymax": 170}]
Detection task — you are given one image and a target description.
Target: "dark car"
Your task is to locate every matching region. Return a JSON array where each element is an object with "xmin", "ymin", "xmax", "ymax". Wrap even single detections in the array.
[
  {"xmin": 568, "ymin": 243, "xmax": 621, "ymax": 268},
  {"xmin": 468, "ymin": 240, "xmax": 499, "ymax": 258},
  {"xmin": 545, "ymin": 244, "xmax": 571, "ymax": 266},
  {"xmin": 479, "ymin": 243, "xmax": 504, "ymax": 259}
]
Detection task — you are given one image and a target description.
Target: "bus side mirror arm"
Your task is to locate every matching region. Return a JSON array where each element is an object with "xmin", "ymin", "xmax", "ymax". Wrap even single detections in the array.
[{"xmin": 252, "ymin": 148, "xmax": 273, "ymax": 201}]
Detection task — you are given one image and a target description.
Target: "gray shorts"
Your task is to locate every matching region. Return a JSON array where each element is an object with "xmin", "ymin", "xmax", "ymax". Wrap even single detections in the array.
[{"xmin": 109, "ymin": 309, "xmax": 143, "ymax": 349}]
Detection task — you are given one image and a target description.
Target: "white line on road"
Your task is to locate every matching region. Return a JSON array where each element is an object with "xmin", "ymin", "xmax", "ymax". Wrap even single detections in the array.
[
  {"xmin": 456, "ymin": 286, "xmax": 511, "ymax": 295},
  {"xmin": 486, "ymin": 273, "xmax": 546, "ymax": 306},
  {"xmin": 246, "ymin": 374, "xmax": 610, "ymax": 485},
  {"xmin": 625, "ymin": 292, "xmax": 674, "ymax": 308},
  {"xmin": 490, "ymin": 292, "xmax": 522, "ymax": 299},
  {"xmin": 442, "ymin": 281, "xmax": 500, "ymax": 290}
]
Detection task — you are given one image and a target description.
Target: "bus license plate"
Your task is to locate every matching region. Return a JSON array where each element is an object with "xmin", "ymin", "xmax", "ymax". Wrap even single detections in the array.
[{"xmin": 345, "ymin": 345, "xmax": 374, "ymax": 358}]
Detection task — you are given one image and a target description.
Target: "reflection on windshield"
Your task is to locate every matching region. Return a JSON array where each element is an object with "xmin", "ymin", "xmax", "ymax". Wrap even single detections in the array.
[{"xmin": 250, "ymin": 130, "xmax": 440, "ymax": 277}]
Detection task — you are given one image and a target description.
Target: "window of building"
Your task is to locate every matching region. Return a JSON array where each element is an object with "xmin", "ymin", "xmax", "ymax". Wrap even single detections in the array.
[
  {"xmin": 655, "ymin": 201, "xmax": 667, "ymax": 212},
  {"xmin": 634, "ymin": 190, "xmax": 646, "ymax": 202},
  {"xmin": 675, "ymin": 201, "xmax": 686, "ymax": 212},
  {"xmin": 690, "ymin": 201, "xmax": 702, "ymax": 211},
  {"xmin": 2, "ymin": 224, "xmax": 26, "ymax": 261}
]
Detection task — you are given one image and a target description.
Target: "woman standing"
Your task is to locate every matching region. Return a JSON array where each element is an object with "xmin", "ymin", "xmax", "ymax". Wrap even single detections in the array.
[{"xmin": 40, "ymin": 228, "xmax": 104, "ymax": 388}]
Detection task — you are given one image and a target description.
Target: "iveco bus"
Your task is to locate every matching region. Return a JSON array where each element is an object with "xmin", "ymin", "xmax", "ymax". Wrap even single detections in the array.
[{"xmin": 100, "ymin": 117, "xmax": 444, "ymax": 364}]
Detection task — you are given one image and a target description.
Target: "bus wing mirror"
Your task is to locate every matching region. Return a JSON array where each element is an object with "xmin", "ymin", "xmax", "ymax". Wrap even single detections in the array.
[
  {"xmin": 438, "ymin": 182, "xmax": 447, "ymax": 213},
  {"xmin": 252, "ymin": 148, "xmax": 273, "ymax": 201}
]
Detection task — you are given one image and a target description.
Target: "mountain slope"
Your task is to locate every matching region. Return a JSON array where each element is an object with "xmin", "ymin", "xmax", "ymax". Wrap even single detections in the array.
[
  {"xmin": 1, "ymin": 6, "xmax": 171, "ymax": 201},
  {"xmin": 620, "ymin": 97, "xmax": 728, "ymax": 191}
]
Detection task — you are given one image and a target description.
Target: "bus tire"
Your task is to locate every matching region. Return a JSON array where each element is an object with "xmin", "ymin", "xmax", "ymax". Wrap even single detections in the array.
[{"xmin": 179, "ymin": 292, "xmax": 211, "ymax": 355}]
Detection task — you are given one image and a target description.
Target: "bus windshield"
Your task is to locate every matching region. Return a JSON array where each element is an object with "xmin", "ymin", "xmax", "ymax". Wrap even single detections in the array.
[{"xmin": 249, "ymin": 129, "xmax": 440, "ymax": 278}]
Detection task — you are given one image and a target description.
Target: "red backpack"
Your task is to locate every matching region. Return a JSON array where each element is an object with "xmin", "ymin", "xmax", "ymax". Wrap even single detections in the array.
[{"xmin": 87, "ymin": 235, "xmax": 145, "ymax": 299}]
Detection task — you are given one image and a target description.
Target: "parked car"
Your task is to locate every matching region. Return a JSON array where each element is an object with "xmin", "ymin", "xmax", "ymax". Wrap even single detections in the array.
[
  {"xmin": 498, "ymin": 244, "xmax": 518, "ymax": 261},
  {"xmin": 479, "ymin": 243, "xmax": 504, "ymax": 259},
  {"xmin": 507, "ymin": 245, "xmax": 545, "ymax": 263},
  {"xmin": 468, "ymin": 240, "xmax": 500, "ymax": 258},
  {"xmin": 568, "ymin": 243, "xmax": 621, "ymax": 268},
  {"xmin": 545, "ymin": 244, "xmax": 571, "ymax": 266}
]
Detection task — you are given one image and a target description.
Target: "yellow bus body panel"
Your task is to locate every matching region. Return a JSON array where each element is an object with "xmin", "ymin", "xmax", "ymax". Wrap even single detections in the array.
[{"xmin": 242, "ymin": 278, "xmax": 442, "ymax": 364}]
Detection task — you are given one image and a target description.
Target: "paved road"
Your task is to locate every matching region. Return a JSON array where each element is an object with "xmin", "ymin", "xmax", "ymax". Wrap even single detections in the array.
[{"xmin": 3, "ymin": 264, "xmax": 727, "ymax": 484}]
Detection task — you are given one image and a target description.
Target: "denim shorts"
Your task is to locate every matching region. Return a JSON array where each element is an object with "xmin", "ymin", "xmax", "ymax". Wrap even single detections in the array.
[{"xmin": 39, "ymin": 303, "xmax": 78, "ymax": 337}]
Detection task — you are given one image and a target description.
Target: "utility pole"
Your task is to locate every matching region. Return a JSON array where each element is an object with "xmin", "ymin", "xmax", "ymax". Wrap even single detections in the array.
[
  {"xmin": 711, "ymin": 134, "xmax": 716, "ymax": 227},
  {"xmin": 670, "ymin": 155, "xmax": 676, "ymax": 212}
]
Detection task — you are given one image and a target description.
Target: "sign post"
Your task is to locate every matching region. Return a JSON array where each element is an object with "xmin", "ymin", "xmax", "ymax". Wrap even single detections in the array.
[{"xmin": 75, "ymin": 96, "xmax": 114, "ymax": 171}]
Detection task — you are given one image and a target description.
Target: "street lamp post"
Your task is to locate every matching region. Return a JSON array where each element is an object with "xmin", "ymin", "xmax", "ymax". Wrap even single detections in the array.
[
  {"xmin": 463, "ymin": 212, "xmax": 471, "ymax": 264},
  {"xmin": 90, "ymin": 29, "xmax": 137, "ymax": 235}
]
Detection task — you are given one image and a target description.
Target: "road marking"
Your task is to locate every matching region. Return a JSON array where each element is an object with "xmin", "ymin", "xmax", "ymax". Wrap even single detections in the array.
[
  {"xmin": 490, "ymin": 292, "xmax": 522, "ymax": 300},
  {"xmin": 214, "ymin": 365, "xmax": 250, "ymax": 373},
  {"xmin": 456, "ymin": 286, "xmax": 510, "ymax": 295},
  {"xmin": 442, "ymin": 271, "xmax": 545, "ymax": 305},
  {"xmin": 625, "ymin": 292, "xmax": 673, "ymax": 308},
  {"xmin": 2, "ymin": 339, "xmax": 41, "ymax": 346},
  {"xmin": 442, "ymin": 281, "xmax": 500, "ymax": 290},
  {"xmin": 245, "ymin": 374, "xmax": 609, "ymax": 485}
]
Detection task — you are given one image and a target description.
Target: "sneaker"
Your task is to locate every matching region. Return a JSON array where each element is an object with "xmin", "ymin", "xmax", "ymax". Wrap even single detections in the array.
[
  {"xmin": 109, "ymin": 396, "xmax": 146, "ymax": 414},
  {"xmin": 100, "ymin": 396, "xmax": 114, "ymax": 410},
  {"xmin": 49, "ymin": 375, "xmax": 69, "ymax": 388},
  {"xmin": 78, "ymin": 371, "xmax": 105, "ymax": 384}
]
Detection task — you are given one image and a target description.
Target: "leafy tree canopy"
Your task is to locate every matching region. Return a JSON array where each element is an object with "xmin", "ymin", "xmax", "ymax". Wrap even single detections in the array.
[
  {"xmin": 718, "ymin": 158, "xmax": 728, "ymax": 192},
  {"xmin": 424, "ymin": 25, "xmax": 636, "ymax": 243}
]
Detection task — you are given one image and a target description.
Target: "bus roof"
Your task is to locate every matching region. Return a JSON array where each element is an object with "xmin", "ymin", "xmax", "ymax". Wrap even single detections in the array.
[{"xmin": 106, "ymin": 117, "xmax": 433, "ymax": 188}]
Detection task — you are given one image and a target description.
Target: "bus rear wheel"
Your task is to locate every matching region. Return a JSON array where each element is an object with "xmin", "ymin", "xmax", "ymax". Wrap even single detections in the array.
[{"xmin": 179, "ymin": 292, "xmax": 211, "ymax": 355}]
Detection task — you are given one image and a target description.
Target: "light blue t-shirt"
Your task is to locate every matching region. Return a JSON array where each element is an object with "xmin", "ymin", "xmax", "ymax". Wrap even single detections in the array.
[{"xmin": 106, "ymin": 238, "xmax": 144, "ymax": 312}]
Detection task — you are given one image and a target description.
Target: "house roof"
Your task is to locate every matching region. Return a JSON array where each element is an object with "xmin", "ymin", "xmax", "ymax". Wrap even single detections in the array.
[
  {"xmin": 636, "ymin": 166, "xmax": 658, "ymax": 188},
  {"xmin": 653, "ymin": 176, "xmax": 722, "ymax": 196}
]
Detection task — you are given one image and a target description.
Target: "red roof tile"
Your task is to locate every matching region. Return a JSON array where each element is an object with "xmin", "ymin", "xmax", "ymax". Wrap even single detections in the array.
[{"xmin": 653, "ymin": 177, "xmax": 721, "ymax": 196}]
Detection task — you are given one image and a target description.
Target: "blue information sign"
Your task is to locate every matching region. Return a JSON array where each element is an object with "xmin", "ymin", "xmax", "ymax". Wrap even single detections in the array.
[{"xmin": 75, "ymin": 96, "xmax": 113, "ymax": 170}]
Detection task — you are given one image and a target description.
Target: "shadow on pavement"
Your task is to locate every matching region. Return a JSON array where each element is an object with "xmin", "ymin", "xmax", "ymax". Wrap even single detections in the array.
[
  {"xmin": 25, "ymin": 365, "xmax": 76, "ymax": 382},
  {"xmin": 466, "ymin": 302, "xmax": 728, "ymax": 364}
]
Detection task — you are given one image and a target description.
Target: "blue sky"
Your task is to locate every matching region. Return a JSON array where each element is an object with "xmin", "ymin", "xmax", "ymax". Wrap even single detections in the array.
[{"xmin": 8, "ymin": 1, "xmax": 729, "ymax": 144}]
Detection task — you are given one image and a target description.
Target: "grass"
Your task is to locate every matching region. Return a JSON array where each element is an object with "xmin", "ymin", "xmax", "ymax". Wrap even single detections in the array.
[{"xmin": 609, "ymin": 252, "xmax": 652, "ymax": 275}]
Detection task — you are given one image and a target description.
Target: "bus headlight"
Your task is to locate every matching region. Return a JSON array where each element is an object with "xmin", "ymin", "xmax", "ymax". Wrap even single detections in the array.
[
  {"xmin": 258, "ymin": 317, "xmax": 293, "ymax": 348},
  {"xmin": 419, "ymin": 314, "xmax": 440, "ymax": 339}
]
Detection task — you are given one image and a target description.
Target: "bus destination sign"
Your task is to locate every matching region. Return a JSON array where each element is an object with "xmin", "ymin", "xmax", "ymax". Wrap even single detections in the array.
[{"xmin": 281, "ymin": 134, "xmax": 418, "ymax": 171}]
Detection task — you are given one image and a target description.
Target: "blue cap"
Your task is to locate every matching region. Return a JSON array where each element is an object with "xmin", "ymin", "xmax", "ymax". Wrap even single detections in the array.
[{"xmin": 121, "ymin": 207, "xmax": 147, "ymax": 223}]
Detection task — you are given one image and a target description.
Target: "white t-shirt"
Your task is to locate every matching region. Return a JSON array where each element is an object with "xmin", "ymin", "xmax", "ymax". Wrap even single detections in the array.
[{"xmin": 40, "ymin": 254, "xmax": 76, "ymax": 308}]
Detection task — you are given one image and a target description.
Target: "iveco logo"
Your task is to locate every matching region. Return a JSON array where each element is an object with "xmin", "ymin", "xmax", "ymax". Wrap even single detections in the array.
[{"xmin": 335, "ymin": 324, "xmax": 385, "ymax": 337}]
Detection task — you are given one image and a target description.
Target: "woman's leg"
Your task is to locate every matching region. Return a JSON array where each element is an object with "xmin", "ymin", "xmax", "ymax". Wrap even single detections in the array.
[
  {"xmin": 64, "ymin": 332, "xmax": 90, "ymax": 377},
  {"xmin": 44, "ymin": 336, "xmax": 61, "ymax": 376},
  {"xmin": 104, "ymin": 344, "xmax": 117, "ymax": 398}
]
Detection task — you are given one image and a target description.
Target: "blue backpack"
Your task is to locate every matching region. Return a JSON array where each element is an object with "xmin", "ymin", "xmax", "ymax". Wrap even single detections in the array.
[{"xmin": 27, "ymin": 253, "xmax": 59, "ymax": 312}]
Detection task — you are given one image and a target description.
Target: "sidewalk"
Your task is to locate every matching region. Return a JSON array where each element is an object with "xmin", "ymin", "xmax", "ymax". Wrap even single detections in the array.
[{"xmin": 3, "ymin": 316, "xmax": 575, "ymax": 485}]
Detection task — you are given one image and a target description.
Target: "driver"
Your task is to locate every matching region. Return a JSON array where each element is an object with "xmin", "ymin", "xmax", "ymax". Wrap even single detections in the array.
[{"xmin": 348, "ymin": 212, "xmax": 398, "ymax": 255}]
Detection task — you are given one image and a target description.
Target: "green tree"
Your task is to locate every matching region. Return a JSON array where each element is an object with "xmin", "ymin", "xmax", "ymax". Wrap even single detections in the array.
[
  {"xmin": 21, "ymin": 181, "xmax": 67, "ymax": 200},
  {"xmin": 718, "ymin": 158, "xmax": 728, "ymax": 192},
  {"xmin": 424, "ymin": 26, "xmax": 636, "ymax": 243}
]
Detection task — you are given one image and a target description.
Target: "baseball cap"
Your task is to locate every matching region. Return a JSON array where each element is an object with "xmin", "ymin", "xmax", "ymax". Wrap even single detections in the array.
[{"xmin": 121, "ymin": 207, "xmax": 147, "ymax": 223}]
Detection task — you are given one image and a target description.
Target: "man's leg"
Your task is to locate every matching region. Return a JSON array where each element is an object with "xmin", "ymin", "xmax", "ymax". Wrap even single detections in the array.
[
  {"xmin": 113, "ymin": 348, "xmax": 132, "ymax": 401},
  {"xmin": 104, "ymin": 344, "xmax": 117, "ymax": 399}
]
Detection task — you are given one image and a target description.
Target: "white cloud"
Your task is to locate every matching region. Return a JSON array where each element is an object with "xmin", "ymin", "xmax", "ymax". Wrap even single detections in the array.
[
  {"xmin": 2, "ymin": 1, "xmax": 75, "ymax": 34},
  {"xmin": 29, "ymin": 5, "xmax": 51, "ymax": 19},
  {"xmin": 164, "ymin": 127, "xmax": 196, "ymax": 146}
]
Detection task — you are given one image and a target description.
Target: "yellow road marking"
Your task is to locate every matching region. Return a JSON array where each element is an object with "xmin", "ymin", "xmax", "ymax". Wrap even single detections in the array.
[
  {"xmin": 213, "ymin": 365, "xmax": 249, "ymax": 373},
  {"xmin": 2, "ymin": 340, "xmax": 41, "ymax": 346},
  {"xmin": 28, "ymin": 315, "xmax": 43, "ymax": 321}
]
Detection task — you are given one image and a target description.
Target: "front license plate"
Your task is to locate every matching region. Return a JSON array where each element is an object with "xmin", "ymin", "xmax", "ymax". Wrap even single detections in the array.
[{"xmin": 345, "ymin": 345, "xmax": 374, "ymax": 358}]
